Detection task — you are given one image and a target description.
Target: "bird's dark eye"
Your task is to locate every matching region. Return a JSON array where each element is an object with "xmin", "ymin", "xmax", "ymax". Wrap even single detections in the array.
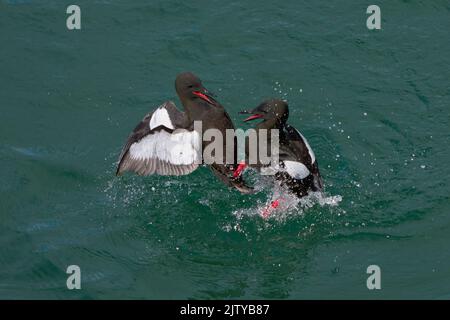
[{"xmin": 188, "ymin": 85, "xmax": 194, "ymax": 89}]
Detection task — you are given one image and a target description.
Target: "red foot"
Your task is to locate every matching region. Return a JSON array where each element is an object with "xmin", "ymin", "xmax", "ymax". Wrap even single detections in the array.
[
  {"xmin": 261, "ymin": 198, "xmax": 283, "ymax": 219},
  {"xmin": 233, "ymin": 161, "xmax": 247, "ymax": 178}
]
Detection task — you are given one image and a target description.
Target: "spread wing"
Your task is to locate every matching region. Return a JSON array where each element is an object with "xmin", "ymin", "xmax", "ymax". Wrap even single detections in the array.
[{"xmin": 116, "ymin": 101, "xmax": 201, "ymax": 176}]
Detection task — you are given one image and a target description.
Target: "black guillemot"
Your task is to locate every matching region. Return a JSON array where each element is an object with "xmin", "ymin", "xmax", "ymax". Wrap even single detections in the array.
[
  {"xmin": 116, "ymin": 72, "xmax": 252, "ymax": 193},
  {"xmin": 239, "ymin": 99, "xmax": 323, "ymax": 212}
]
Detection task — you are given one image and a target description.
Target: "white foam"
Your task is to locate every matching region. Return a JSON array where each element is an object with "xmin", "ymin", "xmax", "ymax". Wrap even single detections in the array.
[{"xmin": 229, "ymin": 178, "xmax": 342, "ymax": 224}]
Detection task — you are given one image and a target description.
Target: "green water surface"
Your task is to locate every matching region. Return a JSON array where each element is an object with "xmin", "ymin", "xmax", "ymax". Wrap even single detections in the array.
[{"xmin": 1, "ymin": 0, "xmax": 449, "ymax": 299}]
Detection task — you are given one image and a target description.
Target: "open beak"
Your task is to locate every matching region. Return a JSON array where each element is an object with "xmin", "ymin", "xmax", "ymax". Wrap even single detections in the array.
[
  {"xmin": 192, "ymin": 88, "xmax": 217, "ymax": 105},
  {"xmin": 243, "ymin": 114, "xmax": 264, "ymax": 122},
  {"xmin": 239, "ymin": 109, "xmax": 264, "ymax": 122}
]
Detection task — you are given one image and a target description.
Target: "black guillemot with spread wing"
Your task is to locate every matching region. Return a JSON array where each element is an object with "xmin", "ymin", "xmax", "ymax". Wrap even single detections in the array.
[{"xmin": 116, "ymin": 72, "xmax": 251, "ymax": 194}]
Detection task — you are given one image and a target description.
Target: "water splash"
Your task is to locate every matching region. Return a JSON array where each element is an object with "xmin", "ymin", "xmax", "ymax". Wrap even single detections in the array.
[{"xmin": 228, "ymin": 175, "xmax": 343, "ymax": 228}]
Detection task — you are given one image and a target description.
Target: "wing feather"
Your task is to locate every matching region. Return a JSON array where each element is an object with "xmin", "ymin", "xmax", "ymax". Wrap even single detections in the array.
[{"xmin": 116, "ymin": 101, "xmax": 201, "ymax": 176}]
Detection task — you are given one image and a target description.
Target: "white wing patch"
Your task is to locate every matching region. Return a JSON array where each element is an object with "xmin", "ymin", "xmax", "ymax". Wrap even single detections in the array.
[
  {"xmin": 295, "ymin": 129, "xmax": 316, "ymax": 164},
  {"xmin": 283, "ymin": 160, "xmax": 310, "ymax": 180},
  {"xmin": 149, "ymin": 107, "xmax": 174, "ymax": 130},
  {"xmin": 129, "ymin": 129, "xmax": 201, "ymax": 165}
]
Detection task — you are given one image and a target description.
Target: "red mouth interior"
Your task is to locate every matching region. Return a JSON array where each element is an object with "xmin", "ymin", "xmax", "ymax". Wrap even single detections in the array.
[
  {"xmin": 192, "ymin": 91, "xmax": 213, "ymax": 104},
  {"xmin": 244, "ymin": 114, "xmax": 264, "ymax": 122}
]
